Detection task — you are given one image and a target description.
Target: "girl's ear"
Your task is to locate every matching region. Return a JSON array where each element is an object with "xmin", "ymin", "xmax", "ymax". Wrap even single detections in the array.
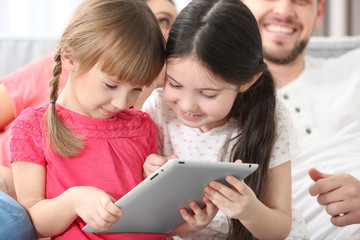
[
  {"xmin": 239, "ymin": 72, "xmax": 262, "ymax": 93},
  {"xmin": 61, "ymin": 46, "xmax": 76, "ymax": 72}
]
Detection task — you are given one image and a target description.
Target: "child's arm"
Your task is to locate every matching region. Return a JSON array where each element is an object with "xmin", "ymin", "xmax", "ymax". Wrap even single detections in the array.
[
  {"xmin": 204, "ymin": 161, "xmax": 292, "ymax": 240},
  {"xmin": 12, "ymin": 161, "xmax": 121, "ymax": 238},
  {"xmin": 0, "ymin": 165, "xmax": 15, "ymax": 199}
]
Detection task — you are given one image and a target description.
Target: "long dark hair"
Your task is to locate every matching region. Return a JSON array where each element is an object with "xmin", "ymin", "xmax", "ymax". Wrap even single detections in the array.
[{"xmin": 166, "ymin": 0, "xmax": 276, "ymax": 239}]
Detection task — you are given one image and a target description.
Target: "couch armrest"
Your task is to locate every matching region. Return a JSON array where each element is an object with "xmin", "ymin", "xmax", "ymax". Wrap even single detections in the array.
[
  {"xmin": 307, "ymin": 36, "xmax": 360, "ymax": 58},
  {"xmin": 0, "ymin": 35, "xmax": 57, "ymax": 77}
]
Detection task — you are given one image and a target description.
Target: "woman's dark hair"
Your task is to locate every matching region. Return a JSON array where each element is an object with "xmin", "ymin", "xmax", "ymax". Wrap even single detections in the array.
[{"xmin": 166, "ymin": 0, "xmax": 276, "ymax": 239}]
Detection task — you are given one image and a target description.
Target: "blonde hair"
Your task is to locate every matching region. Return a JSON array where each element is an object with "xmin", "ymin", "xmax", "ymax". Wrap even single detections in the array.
[{"xmin": 46, "ymin": 0, "xmax": 165, "ymax": 157}]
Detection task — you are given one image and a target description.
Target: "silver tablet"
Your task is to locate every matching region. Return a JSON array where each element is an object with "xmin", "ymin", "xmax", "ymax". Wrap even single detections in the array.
[{"xmin": 82, "ymin": 160, "xmax": 258, "ymax": 234}]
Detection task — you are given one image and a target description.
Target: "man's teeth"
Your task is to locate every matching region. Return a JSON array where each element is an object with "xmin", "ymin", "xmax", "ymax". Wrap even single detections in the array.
[{"xmin": 266, "ymin": 25, "xmax": 293, "ymax": 34}]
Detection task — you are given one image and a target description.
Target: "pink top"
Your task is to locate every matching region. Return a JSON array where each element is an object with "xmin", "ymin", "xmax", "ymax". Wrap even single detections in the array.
[
  {"xmin": 0, "ymin": 55, "xmax": 69, "ymax": 167},
  {"xmin": 10, "ymin": 104, "xmax": 165, "ymax": 240}
]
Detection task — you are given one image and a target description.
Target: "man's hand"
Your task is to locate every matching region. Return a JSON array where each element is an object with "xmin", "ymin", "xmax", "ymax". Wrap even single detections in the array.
[{"xmin": 309, "ymin": 168, "xmax": 360, "ymax": 226}]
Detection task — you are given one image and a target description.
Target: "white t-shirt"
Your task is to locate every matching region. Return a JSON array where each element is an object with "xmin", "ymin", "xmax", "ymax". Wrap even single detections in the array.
[
  {"xmin": 278, "ymin": 48, "xmax": 360, "ymax": 240},
  {"xmin": 143, "ymin": 88, "xmax": 301, "ymax": 239}
]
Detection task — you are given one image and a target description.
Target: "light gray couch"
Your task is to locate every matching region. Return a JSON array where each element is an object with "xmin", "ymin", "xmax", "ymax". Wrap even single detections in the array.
[
  {"xmin": 307, "ymin": 35, "xmax": 360, "ymax": 58},
  {"xmin": 1, "ymin": 35, "xmax": 360, "ymax": 77},
  {"xmin": 0, "ymin": 36, "xmax": 57, "ymax": 77}
]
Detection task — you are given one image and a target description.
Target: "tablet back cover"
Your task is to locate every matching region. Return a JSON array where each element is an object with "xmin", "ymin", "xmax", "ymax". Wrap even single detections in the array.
[{"xmin": 83, "ymin": 160, "xmax": 258, "ymax": 233}]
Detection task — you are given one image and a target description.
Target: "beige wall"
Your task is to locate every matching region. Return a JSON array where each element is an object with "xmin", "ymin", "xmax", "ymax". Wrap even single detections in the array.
[{"xmin": 314, "ymin": 0, "xmax": 360, "ymax": 36}]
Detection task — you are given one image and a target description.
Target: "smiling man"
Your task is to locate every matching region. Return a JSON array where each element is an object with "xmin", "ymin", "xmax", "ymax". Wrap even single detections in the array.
[{"xmin": 243, "ymin": 0, "xmax": 360, "ymax": 239}]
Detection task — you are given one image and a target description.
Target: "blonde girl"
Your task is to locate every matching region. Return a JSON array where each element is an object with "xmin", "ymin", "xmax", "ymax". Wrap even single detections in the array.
[{"xmin": 10, "ymin": 0, "xmax": 166, "ymax": 239}]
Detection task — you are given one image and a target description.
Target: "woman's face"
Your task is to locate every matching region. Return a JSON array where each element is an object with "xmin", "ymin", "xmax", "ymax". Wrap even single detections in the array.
[{"xmin": 147, "ymin": 0, "xmax": 178, "ymax": 40}]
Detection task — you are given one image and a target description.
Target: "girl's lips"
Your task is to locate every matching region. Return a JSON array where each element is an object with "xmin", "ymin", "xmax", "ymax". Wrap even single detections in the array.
[
  {"xmin": 181, "ymin": 110, "xmax": 201, "ymax": 120},
  {"xmin": 101, "ymin": 107, "xmax": 117, "ymax": 117}
]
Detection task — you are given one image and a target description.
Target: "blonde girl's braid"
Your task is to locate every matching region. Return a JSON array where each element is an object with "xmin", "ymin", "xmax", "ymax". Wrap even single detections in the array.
[
  {"xmin": 49, "ymin": 50, "xmax": 61, "ymax": 102},
  {"xmin": 44, "ymin": 49, "xmax": 84, "ymax": 157}
]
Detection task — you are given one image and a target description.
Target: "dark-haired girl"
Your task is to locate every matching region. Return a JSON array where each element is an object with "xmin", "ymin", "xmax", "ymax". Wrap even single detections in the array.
[{"xmin": 143, "ymin": 0, "xmax": 301, "ymax": 239}]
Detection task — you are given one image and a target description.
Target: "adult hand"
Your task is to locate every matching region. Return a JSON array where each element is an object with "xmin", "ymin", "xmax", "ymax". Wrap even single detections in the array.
[
  {"xmin": 143, "ymin": 154, "xmax": 178, "ymax": 178},
  {"xmin": 309, "ymin": 168, "xmax": 360, "ymax": 227}
]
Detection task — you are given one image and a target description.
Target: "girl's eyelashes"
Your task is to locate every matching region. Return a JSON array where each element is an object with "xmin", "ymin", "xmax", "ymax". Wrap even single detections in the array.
[
  {"xmin": 168, "ymin": 80, "xmax": 181, "ymax": 89},
  {"xmin": 201, "ymin": 92, "xmax": 217, "ymax": 99},
  {"xmin": 200, "ymin": 91, "xmax": 217, "ymax": 99},
  {"xmin": 167, "ymin": 78, "xmax": 217, "ymax": 98},
  {"xmin": 104, "ymin": 82, "xmax": 142, "ymax": 92},
  {"xmin": 105, "ymin": 83, "xmax": 117, "ymax": 89},
  {"xmin": 133, "ymin": 87, "xmax": 143, "ymax": 92}
]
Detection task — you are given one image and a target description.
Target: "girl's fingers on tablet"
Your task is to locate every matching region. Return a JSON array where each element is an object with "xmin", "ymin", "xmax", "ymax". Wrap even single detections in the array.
[
  {"xmin": 167, "ymin": 154, "xmax": 178, "ymax": 160},
  {"xmin": 207, "ymin": 179, "xmax": 241, "ymax": 202},
  {"xmin": 226, "ymin": 177, "xmax": 249, "ymax": 197},
  {"xmin": 189, "ymin": 201, "xmax": 205, "ymax": 217},
  {"xmin": 180, "ymin": 208, "xmax": 197, "ymax": 225},
  {"xmin": 204, "ymin": 184, "xmax": 225, "ymax": 204},
  {"xmin": 87, "ymin": 211, "xmax": 114, "ymax": 231},
  {"xmin": 205, "ymin": 178, "xmax": 253, "ymax": 215},
  {"xmin": 145, "ymin": 154, "xmax": 168, "ymax": 167},
  {"xmin": 143, "ymin": 154, "xmax": 168, "ymax": 178},
  {"xmin": 87, "ymin": 220, "xmax": 104, "ymax": 231},
  {"xmin": 100, "ymin": 196, "xmax": 122, "ymax": 217},
  {"xmin": 234, "ymin": 159, "xmax": 243, "ymax": 164},
  {"xmin": 180, "ymin": 200, "xmax": 217, "ymax": 229},
  {"xmin": 92, "ymin": 215, "xmax": 114, "ymax": 231},
  {"xmin": 97, "ymin": 207, "xmax": 120, "ymax": 225},
  {"xmin": 203, "ymin": 196, "xmax": 219, "ymax": 219},
  {"xmin": 203, "ymin": 196, "xmax": 217, "ymax": 211}
]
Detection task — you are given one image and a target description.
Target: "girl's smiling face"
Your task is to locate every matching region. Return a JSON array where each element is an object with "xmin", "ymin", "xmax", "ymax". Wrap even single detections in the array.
[{"xmin": 163, "ymin": 56, "xmax": 239, "ymax": 133}]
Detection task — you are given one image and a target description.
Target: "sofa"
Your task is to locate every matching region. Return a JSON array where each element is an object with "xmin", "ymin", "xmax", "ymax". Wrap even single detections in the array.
[
  {"xmin": 306, "ymin": 35, "xmax": 360, "ymax": 58},
  {"xmin": 0, "ymin": 36, "xmax": 57, "ymax": 77},
  {"xmin": 1, "ymin": 35, "xmax": 360, "ymax": 77}
]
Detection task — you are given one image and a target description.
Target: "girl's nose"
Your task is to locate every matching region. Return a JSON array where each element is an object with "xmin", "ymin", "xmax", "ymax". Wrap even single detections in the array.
[
  {"xmin": 179, "ymin": 94, "xmax": 197, "ymax": 112},
  {"xmin": 111, "ymin": 95, "xmax": 128, "ymax": 111}
]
